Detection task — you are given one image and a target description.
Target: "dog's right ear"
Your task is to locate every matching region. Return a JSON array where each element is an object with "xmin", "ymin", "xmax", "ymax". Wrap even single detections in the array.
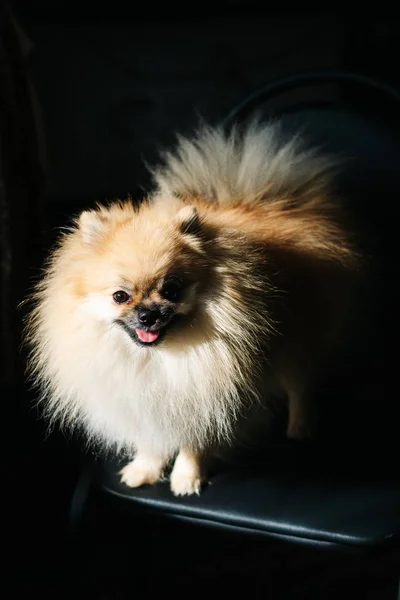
[
  {"xmin": 177, "ymin": 205, "xmax": 202, "ymax": 237},
  {"xmin": 176, "ymin": 205, "xmax": 204, "ymax": 253},
  {"xmin": 78, "ymin": 210, "xmax": 108, "ymax": 244}
]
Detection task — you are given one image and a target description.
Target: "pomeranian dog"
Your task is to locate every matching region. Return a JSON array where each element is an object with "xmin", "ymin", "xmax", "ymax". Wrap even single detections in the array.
[{"xmin": 25, "ymin": 121, "xmax": 360, "ymax": 496}]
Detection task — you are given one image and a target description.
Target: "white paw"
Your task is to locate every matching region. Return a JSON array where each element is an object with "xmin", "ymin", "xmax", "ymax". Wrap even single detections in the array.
[
  {"xmin": 120, "ymin": 460, "xmax": 162, "ymax": 488},
  {"xmin": 170, "ymin": 470, "xmax": 202, "ymax": 496}
]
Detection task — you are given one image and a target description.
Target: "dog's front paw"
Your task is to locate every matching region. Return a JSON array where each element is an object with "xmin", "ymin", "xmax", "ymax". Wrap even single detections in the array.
[
  {"xmin": 120, "ymin": 456, "xmax": 164, "ymax": 488},
  {"xmin": 170, "ymin": 470, "xmax": 202, "ymax": 496},
  {"xmin": 169, "ymin": 449, "xmax": 204, "ymax": 496}
]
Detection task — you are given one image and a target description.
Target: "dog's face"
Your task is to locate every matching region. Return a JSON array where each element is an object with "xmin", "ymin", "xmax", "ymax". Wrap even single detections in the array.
[{"xmin": 73, "ymin": 200, "xmax": 210, "ymax": 346}]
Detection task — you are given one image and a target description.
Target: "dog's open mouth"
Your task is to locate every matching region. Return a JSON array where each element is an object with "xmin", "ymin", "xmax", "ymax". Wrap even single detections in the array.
[
  {"xmin": 135, "ymin": 329, "xmax": 160, "ymax": 344},
  {"xmin": 117, "ymin": 315, "xmax": 182, "ymax": 347}
]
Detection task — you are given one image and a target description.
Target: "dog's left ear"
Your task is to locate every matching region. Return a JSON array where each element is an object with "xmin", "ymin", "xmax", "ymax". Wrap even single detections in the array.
[{"xmin": 177, "ymin": 206, "xmax": 202, "ymax": 237}]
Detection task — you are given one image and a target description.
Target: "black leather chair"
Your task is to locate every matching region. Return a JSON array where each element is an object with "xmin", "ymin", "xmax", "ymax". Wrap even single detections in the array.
[{"xmin": 69, "ymin": 71, "xmax": 399, "ymax": 597}]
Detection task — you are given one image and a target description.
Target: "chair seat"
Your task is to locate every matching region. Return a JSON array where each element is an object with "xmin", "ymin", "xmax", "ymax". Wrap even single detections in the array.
[{"xmin": 97, "ymin": 443, "xmax": 400, "ymax": 550}]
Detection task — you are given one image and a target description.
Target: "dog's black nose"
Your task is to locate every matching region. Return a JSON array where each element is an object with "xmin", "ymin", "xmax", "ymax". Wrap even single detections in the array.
[{"xmin": 137, "ymin": 308, "xmax": 161, "ymax": 327}]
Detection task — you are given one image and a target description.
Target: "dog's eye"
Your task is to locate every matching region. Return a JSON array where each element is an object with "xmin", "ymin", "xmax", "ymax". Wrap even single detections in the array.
[
  {"xmin": 160, "ymin": 279, "xmax": 183, "ymax": 302},
  {"xmin": 113, "ymin": 290, "xmax": 131, "ymax": 304}
]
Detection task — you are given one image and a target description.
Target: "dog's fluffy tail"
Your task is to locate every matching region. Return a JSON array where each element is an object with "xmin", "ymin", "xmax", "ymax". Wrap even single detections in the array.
[{"xmin": 151, "ymin": 120, "xmax": 335, "ymax": 205}]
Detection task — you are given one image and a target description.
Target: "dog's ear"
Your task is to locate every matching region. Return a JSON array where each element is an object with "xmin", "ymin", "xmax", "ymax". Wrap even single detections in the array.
[
  {"xmin": 177, "ymin": 205, "xmax": 202, "ymax": 237},
  {"xmin": 176, "ymin": 205, "xmax": 204, "ymax": 253},
  {"xmin": 78, "ymin": 210, "xmax": 108, "ymax": 244}
]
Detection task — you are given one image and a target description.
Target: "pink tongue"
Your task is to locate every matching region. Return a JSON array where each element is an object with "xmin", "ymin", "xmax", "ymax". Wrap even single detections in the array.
[{"xmin": 135, "ymin": 329, "xmax": 160, "ymax": 343}]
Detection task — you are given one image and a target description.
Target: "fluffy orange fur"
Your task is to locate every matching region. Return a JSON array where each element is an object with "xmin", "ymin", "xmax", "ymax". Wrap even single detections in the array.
[{"xmin": 25, "ymin": 121, "xmax": 360, "ymax": 495}]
